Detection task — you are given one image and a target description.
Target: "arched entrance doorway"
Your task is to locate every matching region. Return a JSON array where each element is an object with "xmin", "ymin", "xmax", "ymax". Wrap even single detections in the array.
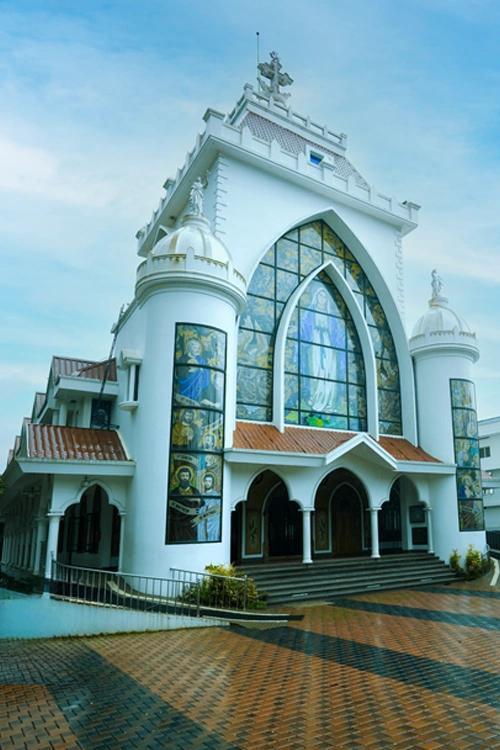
[
  {"xmin": 57, "ymin": 484, "xmax": 121, "ymax": 570},
  {"xmin": 379, "ymin": 479, "xmax": 402, "ymax": 552},
  {"xmin": 267, "ymin": 487, "xmax": 302, "ymax": 557},
  {"xmin": 314, "ymin": 469, "xmax": 369, "ymax": 556},
  {"xmin": 231, "ymin": 470, "xmax": 303, "ymax": 562}
]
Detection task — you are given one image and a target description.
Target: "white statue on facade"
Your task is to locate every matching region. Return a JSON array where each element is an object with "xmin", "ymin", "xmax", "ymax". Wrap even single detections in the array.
[
  {"xmin": 257, "ymin": 51, "xmax": 293, "ymax": 104},
  {"xmin": 187, "ymin": 178, "xmax": 204, "ymax": 216},
  {"xmin": 431, "ymin": 269, "xmax": 443, "ymax": 300}
]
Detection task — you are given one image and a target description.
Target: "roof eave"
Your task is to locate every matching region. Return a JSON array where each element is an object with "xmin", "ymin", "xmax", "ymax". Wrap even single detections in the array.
[
  {"xmin": 16, "ymin": 458, "xmax": 136, "ymax": 477},
  {"xmin": 138, "ymin": 133, "xmax": 418, "ymax": 257},
  {"xmin": 224, "ymin": 448, "xmax": 325, "ymax": 467}
]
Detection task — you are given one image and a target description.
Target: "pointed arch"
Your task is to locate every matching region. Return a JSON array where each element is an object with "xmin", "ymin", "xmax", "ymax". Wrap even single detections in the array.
[
  {"xmin": 273, "ymin": 261, "xmax": 377, "ymax": 436},
  {"xmin": 60, "ymin": 480, "xmax": 125, "ymax": 515},
  {"xmin": 237, "ymin": 214, "xmax": 416, "ymax": 441}
]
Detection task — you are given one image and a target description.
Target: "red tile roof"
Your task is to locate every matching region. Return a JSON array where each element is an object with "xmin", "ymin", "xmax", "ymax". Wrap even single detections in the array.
[
  {"xmin": 232, "ymin": 422, "xmax": 439, "ymax": 463},
  {"xmin": 26, "ymin": 425, "xmax": 128, "ymax": 462},
  {"xmin": 51, "ymin": 356, "xmax": 118, "ymax": 382},
  {"xmin": 52, "ymin": 356, "xmax": 96, "ymax": 377},
  {"xmin": 378, "ymin": 436, "xmax": 438, "ymax": 463},
  {"xmin": 77, "ymin": 359, "xmax": 117, "ymax": 381},
  {"xmin": 233, "ymin": 422, "xmax": 353, "ymax": 454}
]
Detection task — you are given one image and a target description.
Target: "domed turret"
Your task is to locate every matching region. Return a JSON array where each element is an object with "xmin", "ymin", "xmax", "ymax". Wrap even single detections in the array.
[
  {"xmin": 409, "ymin": 270, "xmax": 478, "ymax": 361},
  {"xmin": 409, "ymin": 269, "xmax": 480, "ymax": 470},
  {"xmin": 135, "ymin": 178, "xmax": 246, "ymax": 308},
  {"xmin": 152, "ymin": 179, "xmax": 231, "ymax": 264}
]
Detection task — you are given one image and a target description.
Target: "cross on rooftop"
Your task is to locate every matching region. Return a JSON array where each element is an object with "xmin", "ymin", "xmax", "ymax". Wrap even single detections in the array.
[{"xmin": 257, "ymin": 51, "xmax": 293, "ymax": 104}]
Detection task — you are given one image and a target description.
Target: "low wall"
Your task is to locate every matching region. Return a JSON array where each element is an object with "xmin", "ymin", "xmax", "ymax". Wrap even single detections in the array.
[{"xmin": 0, "ymin": 595, "xmax": 225, "ymax": 640}]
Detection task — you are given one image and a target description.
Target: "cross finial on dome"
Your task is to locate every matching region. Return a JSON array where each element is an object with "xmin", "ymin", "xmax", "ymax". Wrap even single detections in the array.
[
  {"xmin": 187, "ymin": 177, "xmax": 205, "ymax": 217},
  {"xmin": 257, "ymin": 51, "xmax": 293, "ymax": 104}
]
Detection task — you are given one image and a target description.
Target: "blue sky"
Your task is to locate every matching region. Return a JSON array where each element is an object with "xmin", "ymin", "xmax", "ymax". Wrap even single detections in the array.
[{"xmin": 1, "ymin": 0, "xmax": 499, "ymax": 467}]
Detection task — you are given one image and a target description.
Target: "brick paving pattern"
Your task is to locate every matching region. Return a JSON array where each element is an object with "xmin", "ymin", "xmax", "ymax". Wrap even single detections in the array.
[{"xmin": 1, "ymin": 579, "xmax": 499, "ymax": 749}]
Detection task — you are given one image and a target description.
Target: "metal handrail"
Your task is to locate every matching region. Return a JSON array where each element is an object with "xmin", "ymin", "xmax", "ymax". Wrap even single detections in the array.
[{"xmin": 50, "ymin": 560, "xmax": 201, "ymax": 618}]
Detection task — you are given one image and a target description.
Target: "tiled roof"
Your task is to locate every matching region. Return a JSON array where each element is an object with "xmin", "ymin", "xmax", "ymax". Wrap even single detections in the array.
[
  {"xmin": 242, "ymin": 112, "xmax": 370, "ymax": 189},
  {"xmin": 52, "ymin": 356, "xmax": 96, "ymax": 377},
  {"xmin": 51, "ymin": 356, "xmax": 118, "ymax": 382},
  {"xmin": 232, "ymin": 422, "xmax": 440, "ymax": 463},
  {"xmin": 378, "ymin": 436, "xmax": 438, "ymax": 463},
  {"xmin": 33, "ymin": 392, "xmax": 46, "ymax": 416},
  {"xmin": 233, "ymin": 422, "xmax": 353, "ymax": 454},
  {"xmin": 77, "ymin": 359, "xmax": 117, "ymax": 381},
  {"xmin": 26, "ymin": 425, "xmax": 128, "ymax": 462}
]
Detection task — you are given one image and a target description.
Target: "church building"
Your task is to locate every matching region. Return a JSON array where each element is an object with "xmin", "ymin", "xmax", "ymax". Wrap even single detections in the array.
[{"xmin": 1, "ymin": 55, "xmax": 487, "ymax": 589}]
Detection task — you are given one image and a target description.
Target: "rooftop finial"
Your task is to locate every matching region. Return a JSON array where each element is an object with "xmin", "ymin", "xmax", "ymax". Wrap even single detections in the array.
[
  {"xmin": 431, "ymin": 268, "xmax": 443, "ymax": 301},
  {"xmin": 257, "ymin": 51, "xmax": 293, "ymax": 104},
  {"xmin": 187, "ymin": 177, "xmax": 205, "ymax": 217}
]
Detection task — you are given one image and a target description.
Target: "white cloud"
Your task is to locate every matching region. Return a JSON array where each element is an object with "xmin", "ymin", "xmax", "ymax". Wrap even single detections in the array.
[{"xmin": 0, "ymin": 133, "xmax": 120, "ymax": 206}]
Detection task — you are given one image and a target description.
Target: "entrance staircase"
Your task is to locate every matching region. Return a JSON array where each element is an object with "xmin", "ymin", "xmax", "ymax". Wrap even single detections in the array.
[{"xmin": 239, "ymin": 552, "xmax": 459, "ymax": 605}]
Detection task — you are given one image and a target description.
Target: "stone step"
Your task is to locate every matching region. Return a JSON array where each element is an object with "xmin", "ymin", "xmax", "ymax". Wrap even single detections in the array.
[
  {"xmin": 238, "ymin": 553, "xmax": 458, "ymax": 604},
  {"xmin": 238, "ymin": 553, "xmax": 441, "ymax": 577},
  {"xmin": 256, "ymin": 568, "xmax": 455, "ymax": 595},
  {"xmin": 256, "ymin": 568, "xmax": 453, "ymax": 591},
  {"xmin": 268, "ymin": 574, "xmax": 458, "ymax": 604},
  {"xmin": 242, "ymin": 561, "xmax": 450, "ymax": 585}
]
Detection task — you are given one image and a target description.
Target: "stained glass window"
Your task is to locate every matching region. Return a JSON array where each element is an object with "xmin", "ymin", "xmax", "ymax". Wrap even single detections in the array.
[
  {"xmin": 236, "ymin": 220, "xmax": 402, "ymax": 433},
  {"xmin": 284, "ymin": 272, "xmax": 366, "ymax": 430},
  {"xmin": 166, "ymin": 324, "xmax": 226, "ymax": 544},
  {"xmin": 450, "ymin": 379, "xmax": 484, "ymax": 531}
]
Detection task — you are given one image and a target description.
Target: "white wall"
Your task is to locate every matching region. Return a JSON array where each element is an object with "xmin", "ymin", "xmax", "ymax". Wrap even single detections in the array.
[{"xmin": 120, "ymin": 286, "xmax": 240, "ymax": 578}]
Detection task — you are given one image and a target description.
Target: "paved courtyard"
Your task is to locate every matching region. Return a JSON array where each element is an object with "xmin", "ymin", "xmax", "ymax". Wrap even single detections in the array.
[{"xmin": 1, "ymin": 579, "xmax": 499, "ymax": 750}]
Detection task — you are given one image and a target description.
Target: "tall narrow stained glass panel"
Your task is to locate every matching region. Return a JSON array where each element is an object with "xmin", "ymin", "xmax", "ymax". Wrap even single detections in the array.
[{"xmin": 450, "ymin": 379, "xmax": 485, "ymax": 532}]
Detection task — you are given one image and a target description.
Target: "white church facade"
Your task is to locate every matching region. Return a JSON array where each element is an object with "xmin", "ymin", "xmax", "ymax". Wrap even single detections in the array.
[{"xmin": 1, "ymin": 56, "xmax": 487, "ymax": 587}]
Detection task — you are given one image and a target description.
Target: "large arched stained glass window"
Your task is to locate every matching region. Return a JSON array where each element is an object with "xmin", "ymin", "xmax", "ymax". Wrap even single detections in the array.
[
  {"xmin": 285, "ymin": 272, "xmax": 366, "ymax": 430},
  {"xmin": 237, "ymin": 220, "xmax": 402, "ymax": 434}
]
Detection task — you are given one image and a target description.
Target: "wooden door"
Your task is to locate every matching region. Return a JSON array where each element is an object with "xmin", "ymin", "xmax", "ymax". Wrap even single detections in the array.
[{"xmin": 332, "ymin": 489, "xmax": 362, "ymax": 555}]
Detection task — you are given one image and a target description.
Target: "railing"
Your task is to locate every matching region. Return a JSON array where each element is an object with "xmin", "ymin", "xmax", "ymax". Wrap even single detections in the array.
[
  {"xmin": 170, "ymin": 567, "xmax": 250, "ymax": 612},
  {"xmin": 50, "ymin": 561, "xmax": 201, "ymax": 618}
]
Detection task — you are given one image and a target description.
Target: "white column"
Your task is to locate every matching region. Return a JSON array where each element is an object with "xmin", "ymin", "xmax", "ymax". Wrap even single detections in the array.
[
  {"xmin": 425, "ymin": 507, "xmax": 434, "ymax": 554},
  {"xmin": 1, "ymin": 533, "xmax": 10, "ymax": 567},
  {"xmin": 81, "ymin": 397, "xmax": 92, "ymax": 428},
  {"xmin": 128, "ymin": 365, "xmax": 137, "ymax": 402},
  {"xmin": 23, "ymin": 531, "xmax": 31, "ymax": 568},
  {"xmin": 33, "ymin": 518, "xmax": 47, "ymax": 575},
  {"xmin": 58, "ymin": 402, "xmax": 67, "ymax": 426},
  {"xmin": 301, "ymin": 509, "xmax": 313, "ymax": 564},
  {"xmin": 44, "ymin": 513, "xmax": 62, "ymax": 580},
  {"xmin": 370, "ymin": 508, "xmax": 381, "ymax": 559},
  {"xmin": 16, "ymin": 534, "xmax": 22, "ymax": 566},
  {"xmin": 118, "ymin": 512, "xmax": 126, "ymax": 571}
]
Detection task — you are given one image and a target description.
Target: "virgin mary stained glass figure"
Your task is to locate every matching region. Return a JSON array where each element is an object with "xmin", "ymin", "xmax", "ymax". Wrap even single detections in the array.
[{"xmin": 300, "ymin": 287, "xmax": 344, "ymax": 412}]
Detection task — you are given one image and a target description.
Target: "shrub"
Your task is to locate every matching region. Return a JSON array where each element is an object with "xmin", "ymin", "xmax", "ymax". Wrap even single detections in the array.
[
  {"xmin": 449, "ymin": 549, "xmax": 462, "ymax": 574},
  {"xmin": 464, "ymin": 544, "xmax": 483, "ymax": 579},
  {"xmin": 182, "ymin": 564, "xmax": 266, "ymax": 611}
]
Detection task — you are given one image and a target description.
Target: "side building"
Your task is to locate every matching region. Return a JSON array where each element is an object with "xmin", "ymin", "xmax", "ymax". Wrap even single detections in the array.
[
  {"xmin": 0, "ymin": 55, "xmax": 487, "ymax": 587},
  {"xmin": 478, "ymin": 417, "xmax": 500, "ymax": 540}
]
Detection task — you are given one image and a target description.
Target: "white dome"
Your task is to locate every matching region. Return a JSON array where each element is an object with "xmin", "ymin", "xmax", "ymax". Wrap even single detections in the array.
[
  {"xmin": 409, "ymin": 291, "xmax": 478, "ymax": 362},
  {"xmin": 152, "ymin": 214, "xmax": 231, "ymax": 264},
  {"xmin": 411, "ymin": 295, "xmax": 473, "ymax": 338}
]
